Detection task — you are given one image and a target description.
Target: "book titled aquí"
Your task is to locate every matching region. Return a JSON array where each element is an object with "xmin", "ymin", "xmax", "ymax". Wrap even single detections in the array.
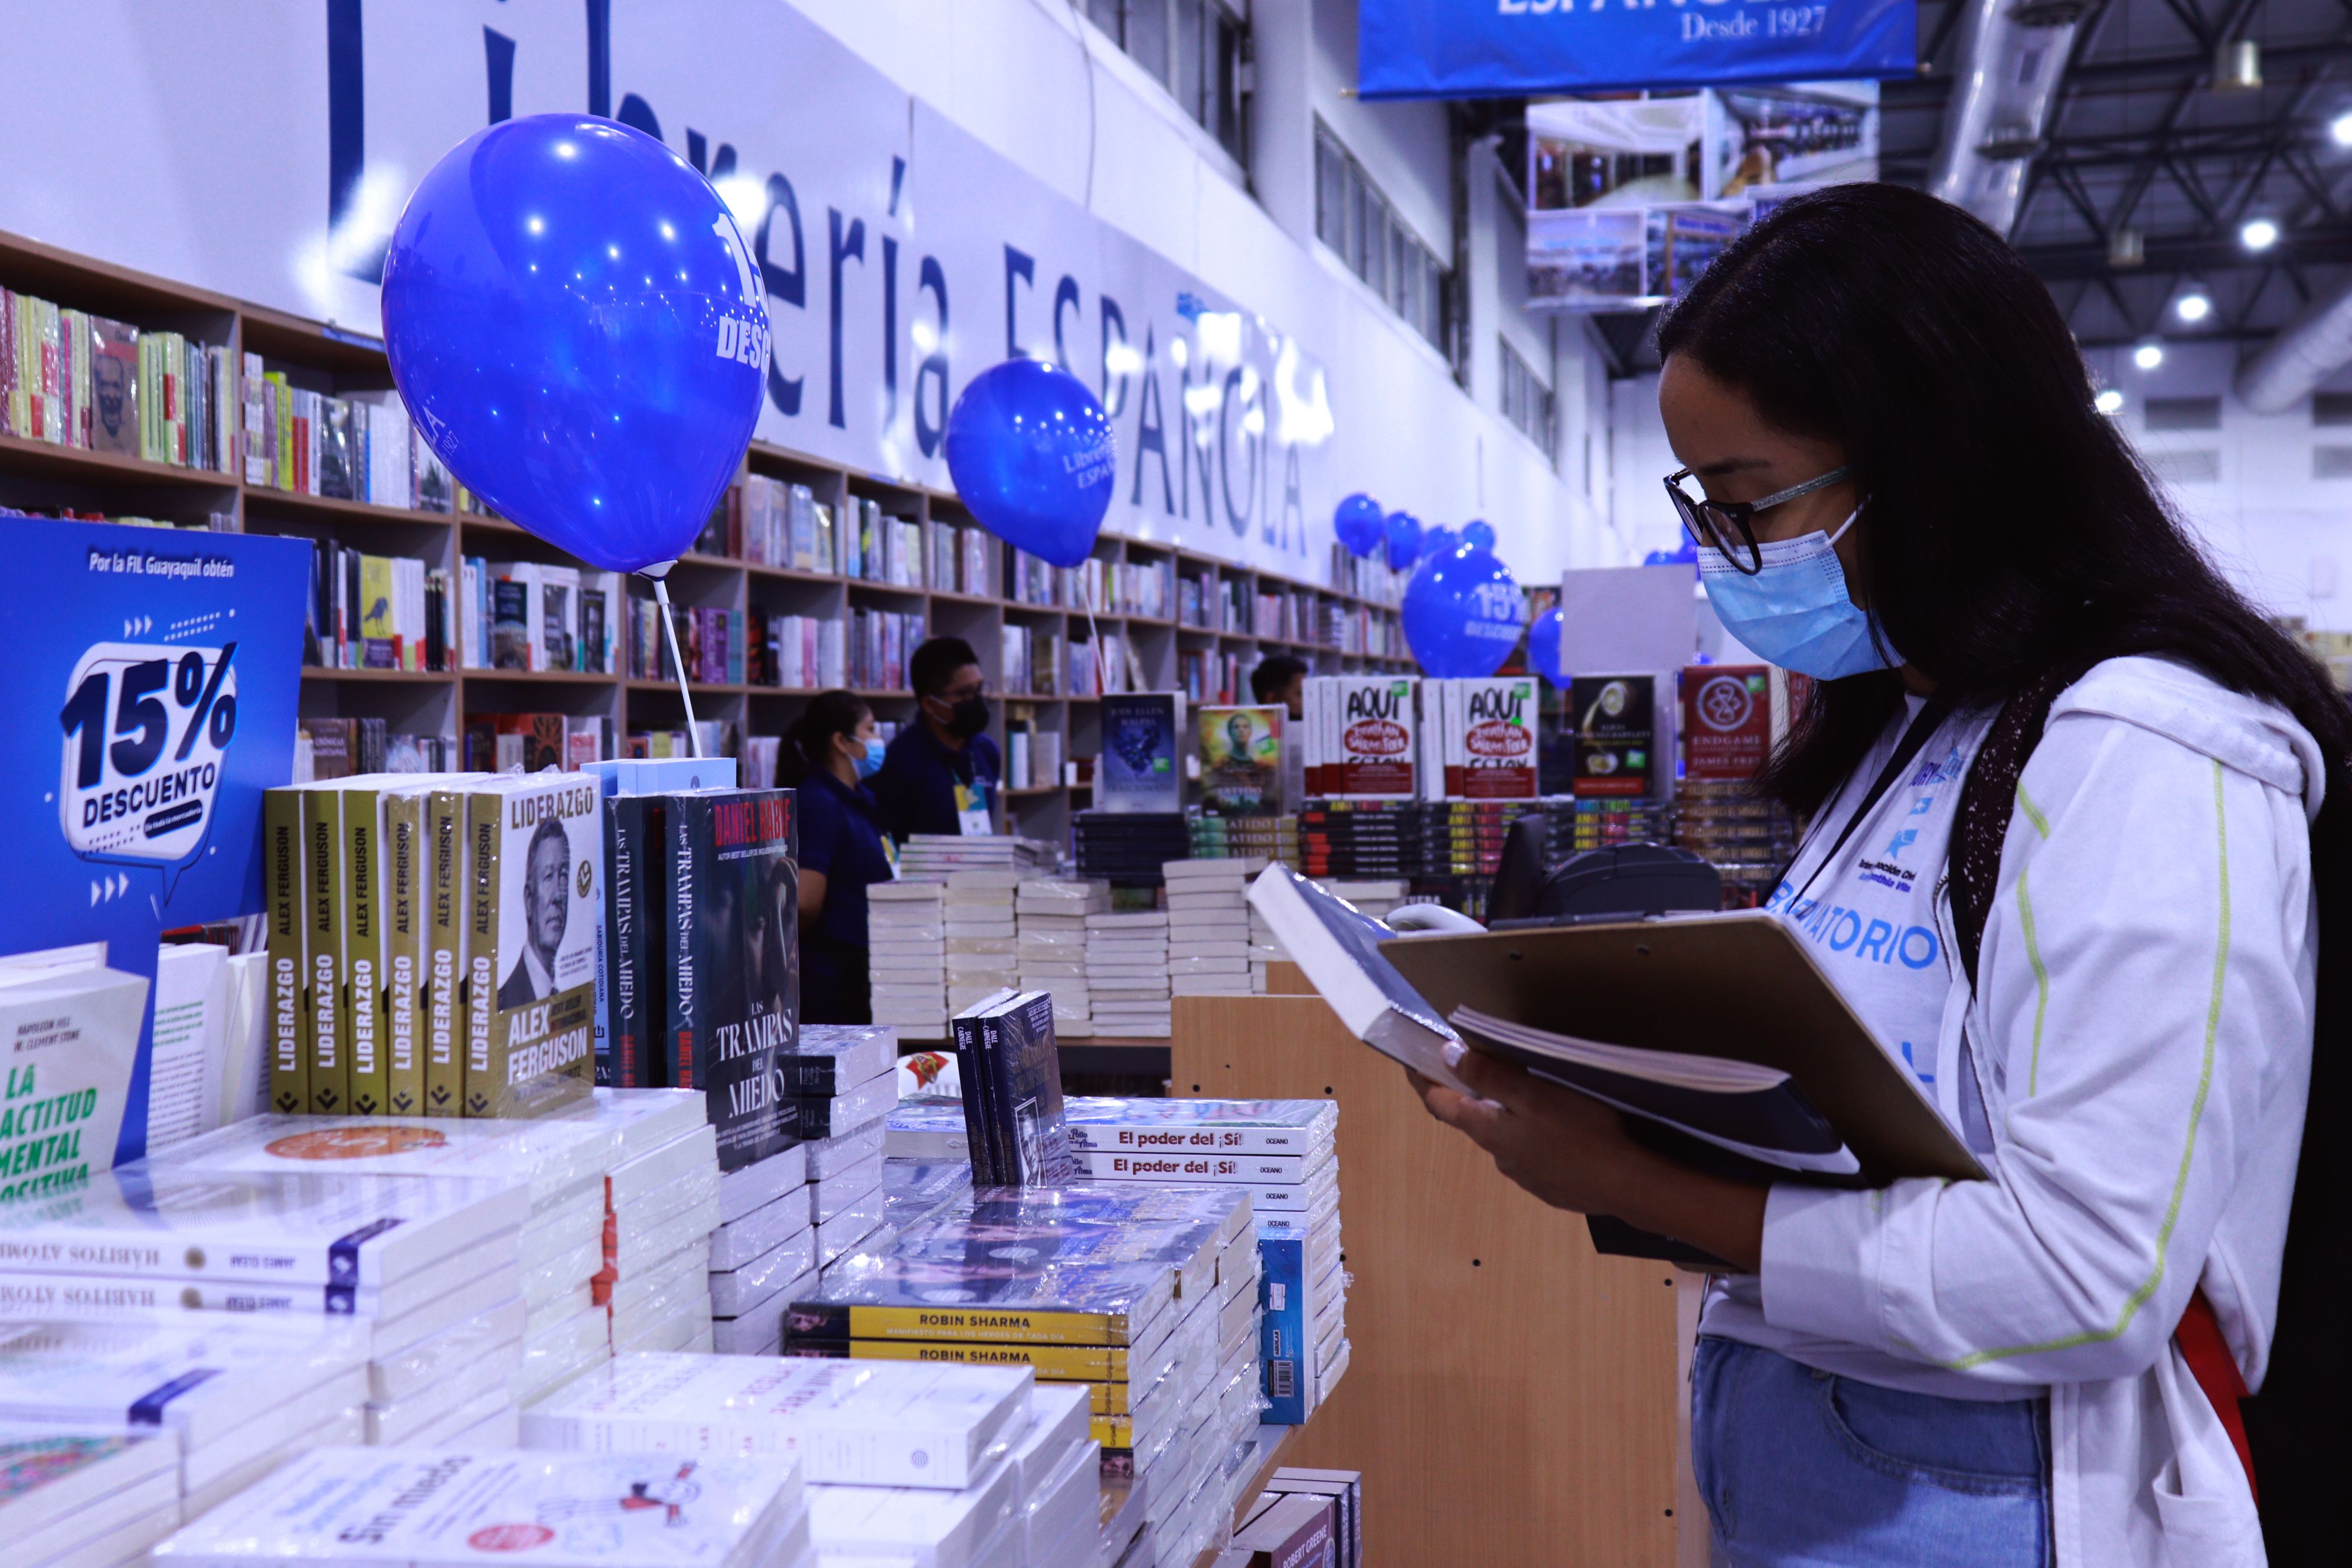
[
  {"xmin": 666, "ymin": 789, "xmax": 801, "ymax": 1171},
  {"xmin": 463, "ymin": 775, "xmax": 602, "ymax": 1117}
]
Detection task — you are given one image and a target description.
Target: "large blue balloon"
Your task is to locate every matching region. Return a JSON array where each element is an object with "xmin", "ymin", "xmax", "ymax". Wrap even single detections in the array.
[
  {"xmin": 945, "ymin": 358, "xmax": 1116, "ymax": 569},
  {"xmin": 381, "ymin": 115, "xmax": 768, "ymax": 573},
  {"xmin": 1384, "ymin": 510, "xmax": 1423, "ymax": 572},
  {"xmin": 1334, "ymin": 493, "xmax": 1384, "ymax": 558},
  {"xmin": 1462, "ymin": 519, "xmax": 1497, "ymax": 550},
  {"xmin": 1528, "ymin": 605, "xmax": 1567, "ymax": 685},
  {"xmin": 1403, "ymin": 544, "xmax": 1524, "ymax": 678}
]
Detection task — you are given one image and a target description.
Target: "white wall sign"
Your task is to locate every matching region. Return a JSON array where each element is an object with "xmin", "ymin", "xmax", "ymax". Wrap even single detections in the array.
[{"xmin": 1, "ymin": 1, "xmax": 1336, "ymax": 576}]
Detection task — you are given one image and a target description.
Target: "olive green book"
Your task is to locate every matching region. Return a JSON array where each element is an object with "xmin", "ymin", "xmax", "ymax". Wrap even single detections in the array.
[
  {"xmin": 380, "ymin": 783, "xmax": 431, "ymax": 1116},
  {"xmin": 425, "ymin": 784, "xmax": 470, "ymax": 1117},
  {"xmin": 462, "ymin": 773, "xmax": 600, "ymax": 1117},
  {"xmin": 342, "ymin": 779, "xmax": 388, "ymax": 1116},
  {"xmin": 262, "ymin": 785, "xmax": 309, "ymax": 1115},
  {"xmin": 300, "ymin": 786, "xmax": 346, "ymax": 1113}
]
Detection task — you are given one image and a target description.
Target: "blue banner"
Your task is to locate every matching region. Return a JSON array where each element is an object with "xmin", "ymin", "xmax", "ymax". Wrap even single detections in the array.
[
  {"xmin": 1358, "ymin": 0, "xmax": 1917, "ymax": 100},
  {"xmin": 0, "ymin": 520, "xmax": 309, "ymax": 1161}
]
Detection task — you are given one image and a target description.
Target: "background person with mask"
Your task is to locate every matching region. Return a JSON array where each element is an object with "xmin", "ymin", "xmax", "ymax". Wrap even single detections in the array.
[
  {"xmin": 872, "ymin": 635, "xmax": 1001, "ymax": 839},
  {"xmin": 781, "ymin": 690, "xmax": 895, "ymax": 1025}
]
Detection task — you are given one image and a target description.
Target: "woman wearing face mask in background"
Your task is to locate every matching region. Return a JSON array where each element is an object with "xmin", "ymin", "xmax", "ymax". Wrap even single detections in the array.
[
  {"xmin": 781, "ymin": 690, "xmax": 897, "ymax": 1025},
  {"xmin": 871, "ymin": 635, "xmax": 1001, "ymax": 842},
  {"xmin": 1412, "ymin": 184, "xmax": 2351, "ymax": 1567}
]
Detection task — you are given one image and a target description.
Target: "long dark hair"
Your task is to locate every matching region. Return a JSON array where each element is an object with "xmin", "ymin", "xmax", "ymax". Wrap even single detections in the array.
[
  {"xmin": 1655, "ymin": 183, "xmax": 2351, "ymax": 812},
  {"xmin": 780, "ymin": 690, "xmax": 870, "ymax": 786}
]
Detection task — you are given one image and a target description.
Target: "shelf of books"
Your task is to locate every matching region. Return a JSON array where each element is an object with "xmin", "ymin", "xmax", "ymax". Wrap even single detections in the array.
[{"xmin": 0, "ymin": 226, "xmax": 1415, "ymax": 848}]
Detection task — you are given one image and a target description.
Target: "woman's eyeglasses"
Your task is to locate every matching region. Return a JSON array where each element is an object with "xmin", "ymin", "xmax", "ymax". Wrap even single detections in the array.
[{"xmin": 1662, "ymin": 465, "xmax": 1851, "ymax": 575}]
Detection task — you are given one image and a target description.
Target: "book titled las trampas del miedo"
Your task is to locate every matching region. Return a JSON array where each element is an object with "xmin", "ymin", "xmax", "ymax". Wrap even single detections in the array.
[
  {"xmin": 462, "ymin": 775, "xmax": 602, "ymax": 1118},
  {"xmin": 666, "ymin": 789, "xmax": 801, "ymax": 1171}
]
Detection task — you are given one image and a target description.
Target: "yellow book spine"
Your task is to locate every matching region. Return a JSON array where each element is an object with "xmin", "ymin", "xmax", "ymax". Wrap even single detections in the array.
[{"xmin": 262, "ymin": 788, "xmax": 308, "ymax": 1115}]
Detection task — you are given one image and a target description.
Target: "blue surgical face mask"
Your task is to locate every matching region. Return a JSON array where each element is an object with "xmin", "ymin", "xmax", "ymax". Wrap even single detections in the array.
[
  {"xmin": 1698, "ymin": 509, "xmax": 1902, "ymax": 679},
  {"xmin": 854, "ymin": 737, "xmax": 887, "ymax": 779}
]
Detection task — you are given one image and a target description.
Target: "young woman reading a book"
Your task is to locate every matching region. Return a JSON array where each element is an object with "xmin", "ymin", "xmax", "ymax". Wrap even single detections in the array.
[
  {"xmin": 1416, "ymin": 184, "xmax": 2346, "ymax": 1567},
  {"xmin": 780, "ymin": 690, "xmax": 896, "ymax": 1024}
]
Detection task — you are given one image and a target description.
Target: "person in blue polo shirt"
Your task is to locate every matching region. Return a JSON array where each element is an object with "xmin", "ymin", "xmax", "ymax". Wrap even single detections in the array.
[
  {"xmin": 871, "ymin": 635, "xmax": 1001, "ymax": 840},
  {"xmin": 780, "ymin": 690, "xmax": 897, "ymax": 1025}
]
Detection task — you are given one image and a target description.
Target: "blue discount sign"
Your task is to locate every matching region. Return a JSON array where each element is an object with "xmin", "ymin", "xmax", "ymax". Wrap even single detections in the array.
[{"xmin": 1358, "ymin": 0, "xmax": 1916, "ymax": 99}]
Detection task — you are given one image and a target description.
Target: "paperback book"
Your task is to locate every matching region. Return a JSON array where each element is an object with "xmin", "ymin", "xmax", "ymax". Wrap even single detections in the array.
[
  {"xmin": 1097, "ymin": 694, "xmax": 1185, "ymax": 814},
  {"xmin": 462, "ymin": 775, "xmax": 603, "ymax": 1118},
  {"xmin": 950, "ymin": 990, "xmax": 1076, "ymax": 1186}
]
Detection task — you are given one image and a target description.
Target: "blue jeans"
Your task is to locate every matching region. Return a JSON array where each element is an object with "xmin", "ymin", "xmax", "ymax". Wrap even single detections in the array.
[{"xmin": 1691, "ymin": 1337, "xmax": 2051, "ymax": 1567}]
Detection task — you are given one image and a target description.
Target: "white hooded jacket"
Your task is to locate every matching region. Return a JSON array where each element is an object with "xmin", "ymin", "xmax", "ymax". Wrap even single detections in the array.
[{"xmin": 1758, "ymin": 656, "xmax": 2320, "ymax": 1568}]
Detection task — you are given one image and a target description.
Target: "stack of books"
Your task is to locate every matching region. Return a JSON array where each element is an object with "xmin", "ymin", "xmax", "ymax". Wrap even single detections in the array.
[
  {"xmin": 1162, "ymin": 860, "xmax": 1259, "ymax": 999},
  {"xmin": 1087, "ymin": 910, "xmax": 1172, "ymax": 1038},
  {"xmin": 0, "ymin": 1318, "xmax": 369, "ymax": 1539},
  {"xmin": 1295, "ymin": 799, "xmax": 1423, "ymax": 880},
  {"xmin": 788, "ymin": 1025, "xmax": 899, "ymax": 1268},
  {"xmin": 0, "ymin": 1153, "xmax": 527, "ymax": 1450},
  {"xmin": 152, "ymin": 1446, "xmax": 812, "ymax": 1568},
  {"xmin": 1059, "ymin": 1098, "xmax": 1345, "ymax": 1425},
  {"xmin": 1016, "ymin": 879, "xmax": 1109, "ymax": 1037},
  {"xmin": 518, "ymin": 1354, "xmax": 1083, "ymax": 1568},
  {"xmin": 868, "ymin": 881, "xmax": 948, "ymax": 1038},
  {"xmin": 943, "ymin": 870, "xmax": 1025, "ymax": 1017},
  {"xmin": 782, "ymin": 1183, "xmax": 1259, "ymax": 1565},
  {"xmin": 707, "ymin": 1128, "xmax": 810, "ymax": 1359},
  {"xmin": 1073, "ymin": 810, "xmax": 1191, "ymax": 885},
  {"xmin": 600, "ymin": 1117, "xmax": 720, "ymax": 1356},
  {"xmin": 0, "ymin": 1422, "xmax": 182, "ymax": 1568},
  {"xmin": 899, "ymin": 834, "xmax": 1054, "ymax": 880},
  {"xmin": 1187, "ymin": 812, "xmax": 1300, "ymax": 864},
  {"xmin": 1259, "ymin": 1468, "xmax": 1365, "ymax": 1568}
]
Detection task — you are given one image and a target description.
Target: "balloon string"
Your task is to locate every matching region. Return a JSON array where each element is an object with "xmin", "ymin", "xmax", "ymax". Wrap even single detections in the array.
[{"xmin": 653, "ymin": 576, "xmax": 704, "ymax": 759}]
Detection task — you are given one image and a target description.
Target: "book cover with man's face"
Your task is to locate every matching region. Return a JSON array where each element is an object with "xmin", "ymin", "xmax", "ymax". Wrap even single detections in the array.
[{"xmin": 465, "ymin": 775, "xmax": 599, "ymax": 1116}]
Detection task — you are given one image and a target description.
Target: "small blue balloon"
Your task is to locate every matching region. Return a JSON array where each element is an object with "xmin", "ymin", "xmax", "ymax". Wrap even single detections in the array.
[
  {"xmin": 1528, "ymin": 605, "xmax": 1567, "ymax": 685},
  {"xmin": 1462, "ymin": 519, "xmax": 1497, "ymax": 550},
  {"xmin": 1334, "ymin": 493, "xmax": 1384, "ymax": 558},
  {"xmin": 1403, "ymin": 544, "xmax": 1524, "ymax": 678},
  {"xmin": 944, "ymin": 358, "xmax": 1116, "ymax": 569},
  {"xmin": 1384, "ymin": 511, "xmax": 1423, "ymax": 573},
  {"xmin": 1424, "ymin": 525, "xmax": 1459, "ymax": 559},
  {"xmin": 383, "ymin": 114, "xmax": 769, "ymax": 573}
]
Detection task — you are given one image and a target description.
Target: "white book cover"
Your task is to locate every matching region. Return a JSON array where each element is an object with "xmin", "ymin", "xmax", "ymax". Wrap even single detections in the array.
[
  {"xmin": 0, "ymin": 1163, "xmax": 525, "ymax": 1289},
  {"xmin": 0, "ymin": 1317, "xmax": 367, "ymax": 1451},
  {"xmin": 1438, "ymin": 676, "xmax": 1538, "ymax": 801},
  {"xmin": 152, "ymin": 1447, "xmax": 803, "ymax": 1567},
  {"xmin": 592, "ymin": 1088, "xmax": 711, "ymax": 1161},
  {"xmin": 0, "ymin": 958, "xmax": 149, "ymax": 1199},
  {"xmin": 522, "ymin": 1355, "xmax": 1027, "ymax": 1492},
  {"xmin": 145, "ymin": 943, "xmax": 229, "ymax": 1157},
  {"xmin": 805, "ymin": 1445, "xmax": 1020, "ymax": 1566},
  {"xmin": 147, "ymin": 1113, "xmax": 625, "ymax": 1211}
]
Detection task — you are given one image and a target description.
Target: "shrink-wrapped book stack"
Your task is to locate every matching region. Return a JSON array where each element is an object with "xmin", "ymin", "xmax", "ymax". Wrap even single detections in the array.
[
  {"xmin": 944, "ymin": 870, "xmax": 1025, "ymax": 1017},
  {"xmin": 1015, "ymin": 879, "xmax": 1109, "ymax": 1037},
  {"xmin": 789, "ymin": 1026, "xmax": 899, "ymax": 1270},
  {"xmin": 1160, "ymin": 860, "xmax": 1257, "ymax": 999},
  {"xmin": 152, "ymin": 1446, "xmax": 812, "ymax": 1568},
  {"xmin": 1086, "ymin": 910, "xmax": 1171, "ymax": 1038},
  {"xmin": 868, "ymin": 881, "xmax": 948, "ymax": 1038}
]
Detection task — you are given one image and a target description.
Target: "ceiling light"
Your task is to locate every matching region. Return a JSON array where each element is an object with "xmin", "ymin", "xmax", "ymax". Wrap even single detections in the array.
[
  {"xmin": 2095, "ymin": 388, "xmax": 2124, "ymax": 414},
  {"xmin": 2134, "ymin": 341, "xmax": 2165, "ymax": 371},
  {"xmin": 2214, "ymin": 40, "xmax": 2262, "ymax": 93},
  {"xmin": 2174, "ymin": 289, "xmax": 2213, "ymax": 324},
  {"xmin": 2333, "ymin": 110, "xmax": 2352, "ymax": 148},
  {"xmin": 2108, "ymin": 227, "xmax": 2145, "ymax": 269},
  {"xmin": 2241, "ymin": 217, "xmax": 2281, "ymax": 251}
]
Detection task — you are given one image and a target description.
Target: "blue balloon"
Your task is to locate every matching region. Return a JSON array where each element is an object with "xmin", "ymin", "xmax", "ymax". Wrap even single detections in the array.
[
  {"xmin": 1528, "ymin": 605, "xmax": 1567, "ymax": 685},
  {"xmin": 1384, "ymin": 510, "xmax": 1423, "ymax": 572},
  {"xmin": 1462, "ymin": 519, "xmax": 1497, "ymax": 550},
  {"xmin": 945, "ymin": 358, "xmax": 1116, "ymax": 569},
  {"xmin": 1403, "ymin": 544, "xmax": 1524, "ymax": 678},
  {"xmin": 382, "ymin": 115, "xmax": 769, "ymax": 574},
  {"xmin": 1334, "ymin": 493, "xmax": 1384, "ymax": 558},
  {"xmin": 1424, "ymin": 525, "xmax": 1460, "ymax": 560}
]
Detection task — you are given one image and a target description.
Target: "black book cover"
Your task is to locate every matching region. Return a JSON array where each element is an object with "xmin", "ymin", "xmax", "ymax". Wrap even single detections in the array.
[
  {"xmin": 666, "ymin": 789, "xmax": 802, "ymax": 1171},
  {"xmin": 981, "ymin": 991, "xmax": 1076, "ymax": 1185},
  {"xmin": 949, "ymin": 1010, "xmax": 1001, "ymax": 1184},
  {"xmin": 601, "ymin": 794, "xmax": 667, "ymax": 1088}
]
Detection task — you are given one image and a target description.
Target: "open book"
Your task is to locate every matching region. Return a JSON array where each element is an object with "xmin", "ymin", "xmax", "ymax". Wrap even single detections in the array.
[{"xmin": 1249, "ymin": 864, "xmax": 1981, "ymax": 1198}]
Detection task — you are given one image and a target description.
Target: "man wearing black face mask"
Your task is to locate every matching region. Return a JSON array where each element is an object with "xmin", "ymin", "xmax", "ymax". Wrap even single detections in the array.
[{"xmin": 871, "ymin": 635, "xmax": 1002, "ymax": 840}]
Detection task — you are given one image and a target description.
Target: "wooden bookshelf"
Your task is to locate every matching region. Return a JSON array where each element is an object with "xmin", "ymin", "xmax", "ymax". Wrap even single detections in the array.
[{"xmin": 0, "ymin": 226, "xmax": 1415, "ymax": 845}]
